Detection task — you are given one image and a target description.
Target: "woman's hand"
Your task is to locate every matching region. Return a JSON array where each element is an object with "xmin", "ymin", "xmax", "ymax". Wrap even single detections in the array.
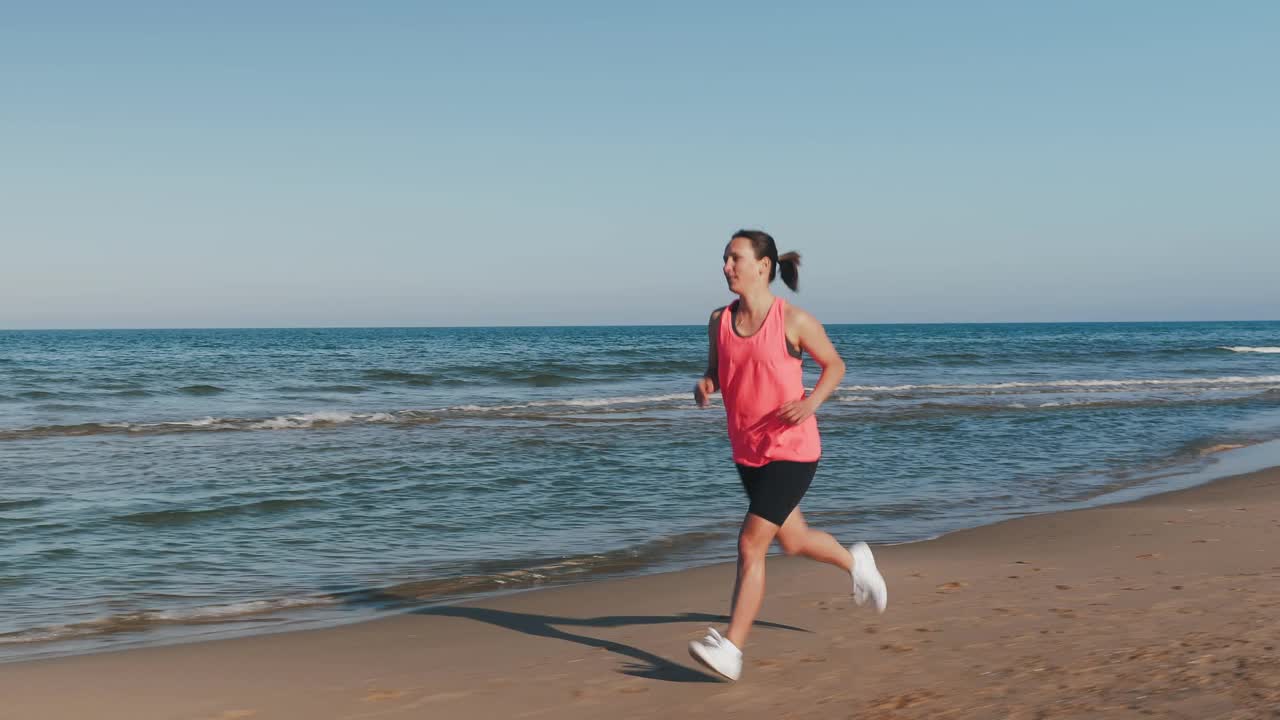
[
  {"xmin": 777, "ymin": 398, "xmax": 817, "ymax": 425},
  {"xmin": 694, "ymin": 375, "xmax": 716, "ymax": 407}
]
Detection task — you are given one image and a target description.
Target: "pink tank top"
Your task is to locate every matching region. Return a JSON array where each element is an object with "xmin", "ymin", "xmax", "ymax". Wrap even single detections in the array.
[{"xmin": 717, "ymin": 297, "xmax": 821, "ymax": 467}]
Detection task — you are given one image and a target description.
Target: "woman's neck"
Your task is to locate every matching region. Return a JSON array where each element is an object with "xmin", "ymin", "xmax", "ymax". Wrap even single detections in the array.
[{"xmin": 736, "ymin": 288, "xmax": 775, "ymax": 318}]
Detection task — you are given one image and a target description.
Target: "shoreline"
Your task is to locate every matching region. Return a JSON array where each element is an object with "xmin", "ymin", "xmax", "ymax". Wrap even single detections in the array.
[
  {"xmin": 4, "ymin": 450, "xmax": 1280, "ymax": 717},
  {"xmin": 6, "ymin": 437, "xmax": 1280, "ymax": 667}
]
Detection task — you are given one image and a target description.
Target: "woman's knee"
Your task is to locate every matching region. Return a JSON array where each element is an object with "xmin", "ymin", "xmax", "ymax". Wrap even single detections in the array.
[
  {"xmin": 777, "ymin": 533, "xmax": 807, "ymax": 556},
  {"xmin": 737, "ymin": 530, "xmax": 773, "ymax": 560}
]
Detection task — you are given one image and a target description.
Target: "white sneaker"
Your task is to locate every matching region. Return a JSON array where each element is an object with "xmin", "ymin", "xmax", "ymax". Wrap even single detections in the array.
[
  {"xmin": 687, "ymin": 627, "xmax": 743, "ymax": 681},
  {"xmin": 850, "ymin": 542, "xmax": 888, "ymax": 613}
]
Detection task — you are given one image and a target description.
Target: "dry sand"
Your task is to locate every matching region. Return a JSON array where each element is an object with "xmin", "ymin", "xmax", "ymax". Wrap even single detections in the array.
[{"xmin": 3, "ymin": 467, "xmax": 1279, "ymax": 719}]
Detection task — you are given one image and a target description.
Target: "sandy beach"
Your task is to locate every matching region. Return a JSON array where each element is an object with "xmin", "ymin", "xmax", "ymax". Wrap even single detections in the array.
[{"xmin": 3, "ymin": 464, "xmax": 1279, "ymax": 719}]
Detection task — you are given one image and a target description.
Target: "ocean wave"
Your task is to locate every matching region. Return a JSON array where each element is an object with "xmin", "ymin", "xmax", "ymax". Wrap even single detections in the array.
[
  {"xmin": 177, "ymin": 384, "xmax": 227, "ymax": 396},
  {"xmin": 0, "ymin": 597, "xmax": 337, "ymax": 646},
  {"xmin": 830, "ymin": 392, "xmax": 1278, "ymax": 417},
  {"xmin": 113, "ymin": 498, "xmax": 325, "ymax": 526},
  {"xmin": 847, "ymin": 345, "xmax": 1240, "ymax": 366},
  {"xmin": 1220, "ymin": 346, "xmax": 1280, "ymax": 354},
  {"xmin": 442, "ymin": 393, "xmax": 690, "ymax": 414},
  {"xmin": 0, "ymin": 411, "xmax": 411, "ymax": 441},
  {"xmin": 842, "ymin": 374, "xmax": 1280, "ymax": 395},
  {"xmin": 1196, "ymin": 443, "xmax": 1248, "ymax": 456},
  {"xmin": 362, "ymin": 369, "xmax": 437, "ymax": 385},
  {"xmin": 337, "ymin": 530, "xmax": 729, "ymax": 607},
  {"xmin": 275, "ymin": 385, "xmax": 370, "ymax": 394},
  {"xmin": 33, "ymin": 403, "xmax": 101, "ymax": 412},
  {"xmin": 2, "ymin": 392, "xmax": 701, "ymax": 438},
  {"xmin": 505, "ymin": 372, "xmax": 590, "ymax": 387},
  {"xmin": 1004, "ymin": 395, "xmax": 1261, "ymax": 412},
  {"xmin": 91, "ymin": 381, "xmax": 150, "ymax": 391},
  {"xmin": 360, "ymin": 360, "xmax": 704, "ymax": 388},
  {"xmin": 5, "ymin": 379, "xmax": 1278, "ymax": 440},
  {"xmin": 0, "ymin": 498, "xmax": 47, "ymax": 511},
  {"xmin": 248, "ymin": 411, "xmax": 397, "ymax": 430}
]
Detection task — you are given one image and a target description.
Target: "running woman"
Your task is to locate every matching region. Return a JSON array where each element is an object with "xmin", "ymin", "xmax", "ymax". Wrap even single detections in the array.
[{"xmin": 688, "ymin": 230, "xmax": 887, "ymax": 681}]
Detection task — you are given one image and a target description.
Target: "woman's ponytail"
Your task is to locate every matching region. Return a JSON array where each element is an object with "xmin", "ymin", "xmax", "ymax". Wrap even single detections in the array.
[{"xmin": 778, "ymin": 251, "xmax": 801, "ymax": 292}]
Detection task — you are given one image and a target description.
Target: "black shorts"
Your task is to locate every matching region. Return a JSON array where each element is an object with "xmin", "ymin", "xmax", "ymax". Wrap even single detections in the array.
[{"xmin": 735, "ymin": 460, "xmax": 817, "ymax": 526}]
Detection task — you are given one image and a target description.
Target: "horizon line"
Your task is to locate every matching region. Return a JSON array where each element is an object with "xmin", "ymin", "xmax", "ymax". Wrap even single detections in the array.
[{"xmin": 3, "ymin": 318, "xmax": 1277, "ymax": 332}]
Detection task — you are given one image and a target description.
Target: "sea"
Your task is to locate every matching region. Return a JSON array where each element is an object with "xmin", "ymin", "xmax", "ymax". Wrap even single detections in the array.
[{"xmin": 2, "ymin": 321, "xmax": 1279, "ymax": 661}]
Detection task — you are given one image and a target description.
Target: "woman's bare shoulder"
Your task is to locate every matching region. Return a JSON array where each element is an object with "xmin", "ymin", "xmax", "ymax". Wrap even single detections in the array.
[{"xmin": 783, "ymin": 301, "xmax": 817, "ymax": 328}]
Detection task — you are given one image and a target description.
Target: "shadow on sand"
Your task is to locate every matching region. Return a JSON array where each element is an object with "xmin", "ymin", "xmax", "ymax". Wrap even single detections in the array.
[{"xmin": 413, "ymin": 605, "xmax": 810, "ymax": 683}]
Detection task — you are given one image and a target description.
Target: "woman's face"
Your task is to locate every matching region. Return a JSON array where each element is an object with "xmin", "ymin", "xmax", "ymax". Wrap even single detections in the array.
[{"xmin": 723, "ymin": 236, "xmax": 769, "ymax": 294}]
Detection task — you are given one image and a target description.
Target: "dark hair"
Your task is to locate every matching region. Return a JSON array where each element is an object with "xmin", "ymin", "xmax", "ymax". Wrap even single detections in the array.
[{"xmin": 732, "ymin": 229, "xmax": 801, "ymax": 291}]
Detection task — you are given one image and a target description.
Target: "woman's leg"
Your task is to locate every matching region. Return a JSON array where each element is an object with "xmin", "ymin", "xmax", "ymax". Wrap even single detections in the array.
[
  {"xmin": 724, "ymin": 512, "xmax": 780, "ymax": 649},
  {"xmin": 775, "ymin": 508, "xmax": 853, "ymax": 572}
]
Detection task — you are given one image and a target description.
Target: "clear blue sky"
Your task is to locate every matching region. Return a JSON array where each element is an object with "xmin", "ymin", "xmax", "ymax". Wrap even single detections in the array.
[{"xmin": 2, "ymin": 1, "xmax": 1277, "ymax": 328}]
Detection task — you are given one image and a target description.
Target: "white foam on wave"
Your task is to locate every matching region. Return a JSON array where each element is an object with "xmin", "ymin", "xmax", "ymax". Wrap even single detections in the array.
[
  {"xmin": 445, "ymin": 393, "xmax": 690, "ymax": 413},
  {"xmin": 249, "ymin": 411, "xmax": 396, "ymax": 430},
  {"xmin": 559, "ymin": 393, "xmax": 689, "ymax": 407},
  {"xmin": 147, "ymin": 596, "xmax": 336, "ymax": 621},
  {"xmin": 119, "ymin": 417, "xmax": 228, "ymax": 432},
  {"xmin": 0, "ymin": 597, "xmax": 337, "ymax": 645},
  {"xmin": 2, "ymin": 396, "xmax": 695, "ymax": 439},
  {"xmin": 1221, "ymin": 346, "xmax": 1280, "ymax": 354},
  {"xmin": 844, "ymin": 374, "xmax": 1280, "ymax": 394}
]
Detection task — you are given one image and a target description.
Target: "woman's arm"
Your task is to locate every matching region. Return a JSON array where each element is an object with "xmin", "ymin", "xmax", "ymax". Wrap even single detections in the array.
[
  {"xmin": 778, "ymin": 307, "xmax": 845, "ymax": 424},
  {"xmin": 694, "ymin": 308, "xmax": 723, "ymax": 407}
]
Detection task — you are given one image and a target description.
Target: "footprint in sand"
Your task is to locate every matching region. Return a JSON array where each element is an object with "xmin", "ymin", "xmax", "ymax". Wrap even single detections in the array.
[
  {"xmin": 1136, "ymin": 553, "xmax": 1161, "ymax": 560},
  {"xmin": 936, "ymin": 581, "xmax": 967, "ymax": 593},
  {"xmin": 870, "ymin": 689, "xmax": 938, "ymax": 711},
  {"xmin": 1055, "ymin": 584, "xmax": 1072, "ymax": 590},
  {"xmin": 879, "ymin": 643, "xmax": 915, "ymax": 653}
]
